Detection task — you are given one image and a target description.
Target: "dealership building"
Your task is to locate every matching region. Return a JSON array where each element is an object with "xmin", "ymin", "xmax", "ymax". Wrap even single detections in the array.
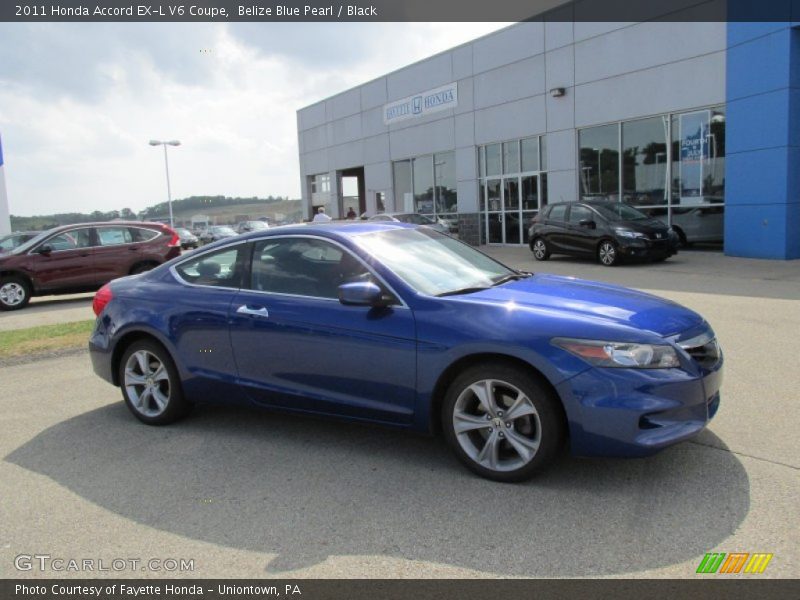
[{"xmin": 296, "ymin": 19, "xmax": 800, "ymax": 259}]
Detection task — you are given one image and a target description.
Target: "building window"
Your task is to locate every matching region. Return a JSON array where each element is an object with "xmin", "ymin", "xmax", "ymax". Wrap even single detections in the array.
[
  {"xmin": 579, "ymin": 124, "xmax": 620, "ymax": 200},
  {"xmin": 309, "ymin": 173, "xmax": 332, "ymax": 214},
  {"xmin": 479, "ymin": 135, "xmax": 547, "ymax": 245},
  {"xmin": 578, "ymin": 106, "xmax": 725, "ymax": 246},
  {"xmin": 392, "ymin": 152, "xmax": 458, "ymax": 221}
]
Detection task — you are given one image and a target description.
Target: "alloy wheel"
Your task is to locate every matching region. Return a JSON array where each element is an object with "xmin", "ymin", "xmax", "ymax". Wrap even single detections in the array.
[
  {"xmin": 452, "ymin": 379, "xmax": 541, "ymax": 472},
  {"xmin": 124, "ymin": 350, "xmax": 171, "ymax": 418},
  {"xmin": 599, "ymin": 242, "xmax": 617, "ymax": 266},
  {"xmin": 532, "ymin": 239, "xmax": 547, "ymax": 260},
  {"xmin": 0, "ymin": 282, "xmax": 26, "ymax": 307}
]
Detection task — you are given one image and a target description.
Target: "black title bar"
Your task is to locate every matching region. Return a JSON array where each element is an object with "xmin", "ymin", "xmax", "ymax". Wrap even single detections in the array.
[
  {"xmin": 3, "ymin": 579, "xmax": 800, "ymax": 600},
  {"xmin": 3, "ymin": 0, "xmax": 800, "ymax": 22}
]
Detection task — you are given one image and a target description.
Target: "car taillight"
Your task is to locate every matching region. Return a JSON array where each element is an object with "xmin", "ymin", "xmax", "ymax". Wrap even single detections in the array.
[
  {"xmin": 93, "ymin": 284, "xmax": 113, "ymax": 316},
  {"xmin": 162, "ymin": 226, "xmax": 180, "ymax": 247}
]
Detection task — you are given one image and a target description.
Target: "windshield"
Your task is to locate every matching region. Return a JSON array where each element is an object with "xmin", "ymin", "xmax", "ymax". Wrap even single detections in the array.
[
  {"xmin": 248, "ymin": 221, "xmax": 268, "ymax": 229},
  {"xmin": 8, "ymin": 230, "xmax": 53, "ymax": 255},
  {"xmin": 176, "ymin": 228, "xmax": 192, "ymax": 236},
  {"xmin": 395, "ymin": 213, "xmax": 435, "ymax": 225},
  {"xmin": 214, "ymin": 227, "xmax": 236, "ymax": 234},
  {"xmin": 354, "ymin": 228, "xmax": 515, "ymax": 296},
  {"xmin": 591, "ymin": 203, "xmax": 648, "ymax": 222}
]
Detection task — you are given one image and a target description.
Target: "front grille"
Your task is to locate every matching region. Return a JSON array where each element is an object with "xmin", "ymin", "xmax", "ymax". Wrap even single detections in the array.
[{"xmin": 679, "ymin": 334, "xmax": 721, "ymax": 369}]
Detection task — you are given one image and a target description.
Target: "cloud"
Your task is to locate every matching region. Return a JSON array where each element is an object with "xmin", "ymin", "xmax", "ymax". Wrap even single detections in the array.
[{"xmin": 0, "ymin": 22, "xmax": 509, "ymax": 216}]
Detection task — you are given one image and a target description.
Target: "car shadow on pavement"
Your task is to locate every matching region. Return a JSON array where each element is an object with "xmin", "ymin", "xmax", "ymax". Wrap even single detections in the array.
[{"xmin": 5, "ymin": 401, "xmax": 750, "ymax": 577}]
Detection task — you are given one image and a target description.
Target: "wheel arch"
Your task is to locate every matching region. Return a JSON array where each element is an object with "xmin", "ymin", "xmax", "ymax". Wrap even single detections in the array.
[
  {"xmin": 428, "ymin": 352, "xmax": 568, "ymax": 437},
  {"xmin": 110, "ymin": 329, "xmax": 173, "ymax": 386},
  {"xmin": 128, "ymin": 260, "xmax": 161, "ymax": 275},
  {"xmin": 0, "ymin": 269, "xmax": 35, "ymax": 293}
]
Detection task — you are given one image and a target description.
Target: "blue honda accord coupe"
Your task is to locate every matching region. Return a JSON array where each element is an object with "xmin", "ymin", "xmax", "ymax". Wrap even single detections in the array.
[{"xmin": 89, "ymin": 223, "xmax": 722, "ymax": 482}]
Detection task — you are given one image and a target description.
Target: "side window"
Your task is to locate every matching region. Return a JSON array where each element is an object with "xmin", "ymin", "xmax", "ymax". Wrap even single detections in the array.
[
  {"xmin": 175, "ymin": 245, "xmax": 245, "ymax": 288},
  {"xmin": 548, "ymin": 205, "xmax": 567, "ymax": 222},
  {"xmin": 97, "ymin": 227, "xmax": 133, "ymax": 246},
  {"xmin": 131, "ymin": 227, "xmax": 160, "ymax": 242},
  {"xmin": 568, "ymin": 205, "xmax": 593, "ymax": 224},
  {"xmin": 250, "ymin": 238, "xmax": 372, "ymax": 299},
  {"xmin": 46, "ymin": 228, "xmax": 93, "ymax": 251}
]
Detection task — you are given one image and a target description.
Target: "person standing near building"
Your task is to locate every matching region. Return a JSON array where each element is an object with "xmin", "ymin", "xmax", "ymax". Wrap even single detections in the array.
[
  {"xmin": 346, "ymin": 207, "xmax": 357, "ymax": 220},
  {"xmin": 313, "ymin": 207, "xmax": 332, "ymax": 223}
]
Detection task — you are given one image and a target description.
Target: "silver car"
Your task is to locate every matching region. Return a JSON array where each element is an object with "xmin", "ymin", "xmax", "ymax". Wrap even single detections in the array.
[{"xmin": 368, "ymin": 212, "xmax": 450, "ymax": 234}]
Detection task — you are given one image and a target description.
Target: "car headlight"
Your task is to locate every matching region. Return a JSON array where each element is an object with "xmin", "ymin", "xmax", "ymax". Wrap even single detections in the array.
[
  {"xmin": 552, "ymin": 338, "xmax": 680, "ymax": 368},
  {"xmin": 615, "ymin": 229, "xmax": 647, "ymax": 239}
]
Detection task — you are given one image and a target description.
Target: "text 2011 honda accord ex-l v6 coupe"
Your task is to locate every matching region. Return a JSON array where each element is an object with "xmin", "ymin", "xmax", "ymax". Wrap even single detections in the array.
[{"xmin": 89, "ymin": 223, "xmax": 722, "ymax": 482}]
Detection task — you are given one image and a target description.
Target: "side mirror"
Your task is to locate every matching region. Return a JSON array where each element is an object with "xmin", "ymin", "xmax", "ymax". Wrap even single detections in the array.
[
  {"xmin": 37, "ymin": 244, "xmax": 53, "ymax": 255},
  {"xmin": 579, "ymin": 218, "xmax": 596, "ymax": 229},
  {"xmin": 338, "ymin": 281, "xmax": 385, "ymax": 307}
]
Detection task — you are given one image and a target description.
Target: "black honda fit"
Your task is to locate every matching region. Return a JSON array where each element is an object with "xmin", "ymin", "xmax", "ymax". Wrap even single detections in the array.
[{"xmin": 529, "ymin": 201, "xmax": 679, "ymax": 266}]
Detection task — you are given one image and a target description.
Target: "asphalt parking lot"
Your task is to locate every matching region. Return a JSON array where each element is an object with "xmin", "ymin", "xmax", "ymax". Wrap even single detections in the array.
[{"xmin": 1, "ymin": 248, "xmax": 798, "ymax": 578}]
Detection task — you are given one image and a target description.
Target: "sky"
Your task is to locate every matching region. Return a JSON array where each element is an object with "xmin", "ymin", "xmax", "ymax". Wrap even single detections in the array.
[{"xmin": 0, "ymin": 22, "xmax": 509, "ymax": 217}]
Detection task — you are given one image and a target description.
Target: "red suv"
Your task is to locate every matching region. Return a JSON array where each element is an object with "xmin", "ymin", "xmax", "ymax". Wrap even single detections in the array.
[{"xmin": 0, "ymin": 221, "xmax": 181, "ymax": 311}]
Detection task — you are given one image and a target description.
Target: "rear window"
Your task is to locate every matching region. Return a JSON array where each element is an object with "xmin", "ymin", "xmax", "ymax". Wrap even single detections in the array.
[
  {"xmin": 131, "ymin": 227, "xmax": 160, "ymax": 242},
  {"xmin": 548, "ymin": 205, "xmax": 567, "ymax": 222},
  {"xmin": 97, "ymin": 227, "xmax": 133, "ymax": 246}
]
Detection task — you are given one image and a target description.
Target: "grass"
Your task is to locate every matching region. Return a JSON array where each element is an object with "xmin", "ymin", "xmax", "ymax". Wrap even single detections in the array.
[{"xmin": 0, "ymin": 320, "xmax": 95, "ymax": 359}]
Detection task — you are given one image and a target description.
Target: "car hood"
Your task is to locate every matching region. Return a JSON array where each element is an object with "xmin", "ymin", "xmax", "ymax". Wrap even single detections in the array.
[
  {"xmin": 462, "ymin": 274, "xmax": 702, "ymax": 337},
  {"xmin": 613, "ymin": 218, "xmax": 669, "ymax": 233}
]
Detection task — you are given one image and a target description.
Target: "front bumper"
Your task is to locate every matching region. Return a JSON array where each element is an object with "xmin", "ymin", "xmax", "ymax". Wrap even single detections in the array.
[
  {"xmin": 556, "ymin": 356, "xmax": 722, "ymax": 458},
  {"xmin": 617, "ymin": 236, "xmax": 678, "ymax": 259}
]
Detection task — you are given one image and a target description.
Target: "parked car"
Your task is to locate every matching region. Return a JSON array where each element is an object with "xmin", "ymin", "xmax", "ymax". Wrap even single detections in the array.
[
  {"xmin": 237, "ymin": 220, "xmax": 269, "ymax": 234},
  {"xmin": 0, "ymin": 221, "xmax": 180, "ymax": 311},
  {"xmin": 529, "ymin": 201, "xmax": 679, "ymax": 266},
  {"xmin": 368, "ymin": 212, "xmax": 450, "ymax": 234},
  {"xmin": 175, "ymin": 228, "xmax": 199, "ymax": 250},
  {"xmin": 670, "ymin": 206, "xmax": 724, "ymax": 246},
  {"xmin": 89, "ymin": 223, "xmax": 722, "ymax": 482},
  {"xmin": 0, "ymin": 231, "xmax": 38, "ymax": 254},
  {"xmin": 199, "ymin": 225, "xmax": 237, "ymax": 245}
]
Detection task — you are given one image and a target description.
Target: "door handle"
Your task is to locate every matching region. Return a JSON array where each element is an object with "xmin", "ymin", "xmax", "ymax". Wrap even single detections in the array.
[{"xmin": 236, "ymin": 304, "xmax": 269, "ymax": 318}]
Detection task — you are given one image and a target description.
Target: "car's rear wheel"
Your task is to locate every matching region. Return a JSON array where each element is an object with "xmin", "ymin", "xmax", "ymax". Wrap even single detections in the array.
[
  {"xmin": 119, "ymin": 340, "xmax": 190, "ymax": 425},
  {"xmin": 598, "ymin": 240, "xmax": 619, "ymax": 266},
  {"xmin": 442, "ymin": 364, "xmax": 565, "ymax": 482},
  {"xmin": 0, "ymin": 276, "xmax": 31, "ymax": 311},
  {"xmin": 531, "ymin": 238, "xmax": 550, "ymax": 261}
]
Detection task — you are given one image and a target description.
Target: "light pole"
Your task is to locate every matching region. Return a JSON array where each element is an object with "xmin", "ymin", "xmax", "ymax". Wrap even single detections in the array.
[{"xmin": 149, "ymin": 139, "xmax": 181, "ymax": 227}]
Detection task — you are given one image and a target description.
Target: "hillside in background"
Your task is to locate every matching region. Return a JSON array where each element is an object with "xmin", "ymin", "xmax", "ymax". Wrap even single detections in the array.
[{"xmin": 10, "ymin": 195, "xmax": 303, "ymax": 231}]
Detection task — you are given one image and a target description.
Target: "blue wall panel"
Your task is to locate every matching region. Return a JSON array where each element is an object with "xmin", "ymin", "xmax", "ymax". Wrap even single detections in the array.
[{"xmin": 725, "ymin": 22, "xmax": 800, "ymax": 259}]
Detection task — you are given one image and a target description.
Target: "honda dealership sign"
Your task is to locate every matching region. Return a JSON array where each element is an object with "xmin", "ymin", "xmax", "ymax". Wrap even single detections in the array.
[{"xmin": 383, "ymin": 82, "xmax": 458, "ymax": 125}]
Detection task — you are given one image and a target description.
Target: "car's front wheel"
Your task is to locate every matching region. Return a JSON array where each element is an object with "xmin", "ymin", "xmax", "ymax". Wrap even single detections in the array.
[
  {"xmin": 598, "ymin": 240, "xmax": 619, "ymax": 266},
  {"xmin": 442, "ymin": 364, "xmax": 565, "ymax": 482},
  {"xmin": 119, "ymin": 340, "xmax": 190, "ymax": 425},
  {"xmin": 531, "ymin": 237, "xmax": 550, "ymax": 261},
  {"xmin": 0, "ymin": 276, "xmax": 31, "ymax": 311}
]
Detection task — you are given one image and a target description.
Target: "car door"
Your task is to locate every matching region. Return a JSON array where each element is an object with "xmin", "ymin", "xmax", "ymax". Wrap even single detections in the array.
[
  {"xmin": 229, "ymin": 235, "xmax": 417, "ymax": 425},
  {"xmin": 93, "ymin": 225, "xmax": 137, "ymax": 283},
  {"xmin": 543, "ymin": 204, "xmax": 569, "ymax": 252},
  {"xmin": 27, "ymin": 226, "xmax": 97, "ymax": 291},
  {"xmin": 169, "ymin": 243, "xmax": 249, "ymax": 400},
  {"xmin": 565, "ymin": 204, "xmax": 599, "ymax": 255}
]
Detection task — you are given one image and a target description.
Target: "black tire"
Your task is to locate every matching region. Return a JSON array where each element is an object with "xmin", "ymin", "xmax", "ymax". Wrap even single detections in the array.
[
  {"xmin": 118, "ymin": 339, "xmax": 191, "ymax": 425},
  {"xmin": 598, "ymin": 240, "xmax": 619, "ymax": 266},
  {"xmin": 673, "ymin": 227, "xmax": 690, "ymax": 248},
  {"xmin": 0, "ymin": 276, "xmax": 32, "ymax": 311},
  {"xmin": 530, "ymin": 237, "xmax": 551, "ymax": 261},
  {"xmin": 441, "ymin": 363, "xmax": 566, "ymax": 482},
  {"xmin": 130, "ymin": 262, "xmax": 158, "ymax": 275}
]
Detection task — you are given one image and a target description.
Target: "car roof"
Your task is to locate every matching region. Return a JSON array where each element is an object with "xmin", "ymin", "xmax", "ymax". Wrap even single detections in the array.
[{"xmin": 32, "ymin": 221, "xmax": 170, "ymax": 235}]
